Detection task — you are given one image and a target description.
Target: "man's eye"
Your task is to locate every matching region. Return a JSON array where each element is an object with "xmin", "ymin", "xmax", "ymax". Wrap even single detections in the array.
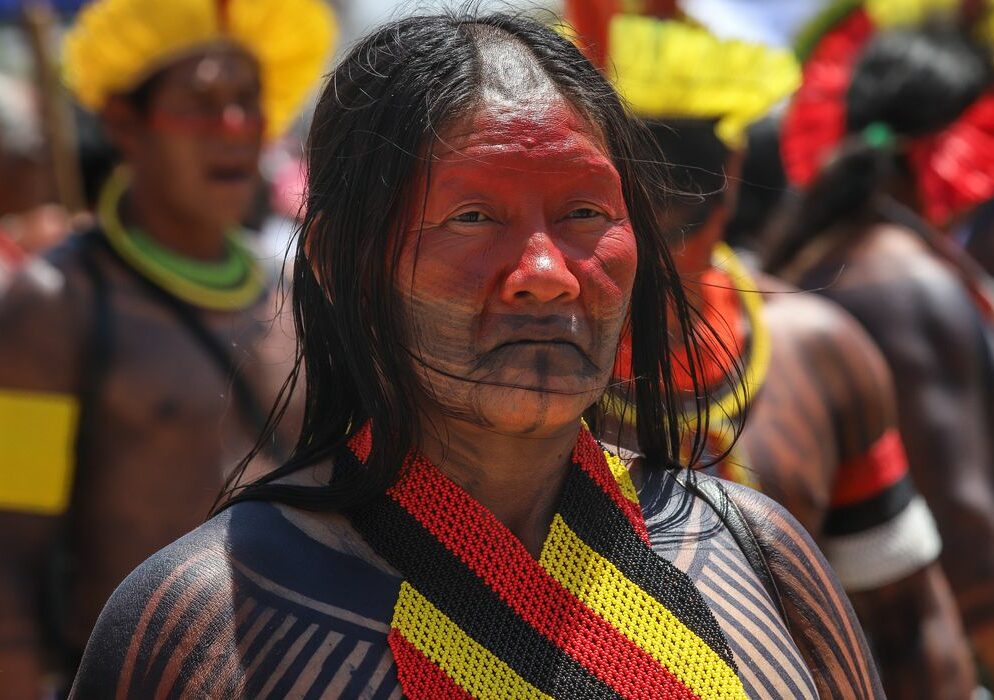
[
  {"xmin": 452, "ymin": 211, "xmax": 489, "ymax": 223},
  {"xmin": 567, "ymin": 208, "xmax": 601, "ymax": 219}
]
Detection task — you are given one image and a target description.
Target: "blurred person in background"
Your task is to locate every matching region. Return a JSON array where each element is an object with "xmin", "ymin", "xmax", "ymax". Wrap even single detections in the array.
[
  {"xmin": 766, "ymin": 0, "xmax": 994, "ymax": 676},
  {"xmin": 0, "ymin": 73, "xmax": 69, "ymax": 286},
  {"xmin": 0, "ymin": 0, "xmax": 334, "ymax": 696},
  {"xmin": 961, "ymin": 197, "xmax": 994, "ymax": 276},
  {"xmin": 599, "ymin": 14, "xmax": 973, "ymax": 696}
]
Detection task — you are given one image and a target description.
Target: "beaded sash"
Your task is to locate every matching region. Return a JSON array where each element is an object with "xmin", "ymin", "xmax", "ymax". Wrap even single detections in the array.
[{"xmin": 344, "ymin": 424, "xmax": 746, "ymax": 699}]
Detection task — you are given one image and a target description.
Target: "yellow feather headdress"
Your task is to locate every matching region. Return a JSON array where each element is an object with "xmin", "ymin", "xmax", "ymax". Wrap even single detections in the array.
[
  {"xmin": 864, "ymin": 0, "xmax": 960, "ymax": 25},
  {"xmin": 607, "ymin": 15, "xmax": 801, "ymax": 148},
  {"xmin": 63, "ymin": 0, "xmax": 336, "ymax": 139},
  {"xmin": 795, "ymin": 0, "xmax": 994, "ymax": 60}
]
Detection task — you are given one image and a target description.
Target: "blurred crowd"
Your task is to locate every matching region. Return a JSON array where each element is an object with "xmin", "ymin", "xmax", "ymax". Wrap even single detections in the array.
[{"xmin": 2, "ymin": 0, "xmax": 994, "ymax": 698}]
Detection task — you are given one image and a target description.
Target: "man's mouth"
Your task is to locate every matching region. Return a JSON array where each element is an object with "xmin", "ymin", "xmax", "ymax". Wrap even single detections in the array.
[
  {"xmin": 205, "ymin": 165, "xmax": 254, "ymax": 184},
  {"xmin": 490, "ymin": 339, "xmax": 583, "ymax": 354},
  {"xmin": 476, "ymin": 338, "xmax": 599, "ymax": 377}
]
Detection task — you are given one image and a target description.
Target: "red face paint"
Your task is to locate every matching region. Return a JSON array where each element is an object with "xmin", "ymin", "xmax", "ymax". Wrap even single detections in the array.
[
  {"xmin": 147, "ymin": 110, "xmax": 266, "ymax": 138},
  {"xmin": 396, "ymin": 97, "xmax": 638, "ymax": 435}
]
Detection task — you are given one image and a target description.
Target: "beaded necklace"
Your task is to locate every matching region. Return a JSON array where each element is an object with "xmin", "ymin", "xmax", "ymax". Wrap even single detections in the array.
[
  {"xmin": 605, "ymin": 244, "xmax": 770, "ymax": 486},
  {"xmin": 344, "ymin": 423, "xmax": 747, "ymax": 699},
  {"xmin": 695, "ymin": 242, "xmax": 771, "ymax": 431},
  {"xmin": 96, "ymin": 169, "xmax": 266, "ymax": 311}
]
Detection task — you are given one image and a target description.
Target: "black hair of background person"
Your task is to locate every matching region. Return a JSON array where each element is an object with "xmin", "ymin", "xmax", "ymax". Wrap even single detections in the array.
[
  {"xmin": 725, "ymin": 116, "xmax": 788, "ymax": 253},
  {"xmin": 764, "ymin": 24, "xmax": 994, "ymax": 273},
  {"xmin": 644, "ymin": 118, "xmax": 730, "ymax": 235},
  {"xmin": 214, "ymin": 12, "xmax": 742, "ymax": 514}
]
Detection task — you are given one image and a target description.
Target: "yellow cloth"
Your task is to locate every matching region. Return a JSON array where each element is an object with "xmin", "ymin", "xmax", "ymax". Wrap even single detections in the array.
[
  {"xmin": 608, "ymin": 15, "xmax": 800, "ymax": 148},
  {"xmin": 0, "ymin": 390, "xmax": 78, "ymax": 515},
  {"xmin": 63, "ymin": 0, "xmax": 336, "ymax": 139}
]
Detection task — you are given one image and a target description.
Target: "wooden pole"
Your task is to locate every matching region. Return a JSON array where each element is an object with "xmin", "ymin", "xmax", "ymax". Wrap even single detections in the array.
[{"xmin": 22, "ymin": 0, "xmax": 85, "ymax": 213}]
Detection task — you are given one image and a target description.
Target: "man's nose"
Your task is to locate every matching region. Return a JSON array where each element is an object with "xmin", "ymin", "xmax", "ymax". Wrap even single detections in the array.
[{"xmin": 501, "ymin": 231, "xmax": 581, "ymax": 304}]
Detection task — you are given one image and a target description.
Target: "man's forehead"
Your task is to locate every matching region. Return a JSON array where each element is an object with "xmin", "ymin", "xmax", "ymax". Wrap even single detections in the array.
[
  {"xmin": 435, "ymin": 98, "xmax": 607, "ymax": 161},
  {"xmin": 161, "ymin": 45, "xmax": 260, "ymax": 91}
]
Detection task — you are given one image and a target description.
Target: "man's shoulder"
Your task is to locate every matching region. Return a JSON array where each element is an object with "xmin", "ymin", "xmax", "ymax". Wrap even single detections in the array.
[
  {"xmin": 72, "ymin": 501, "xmax": 401, "ymax": 699},
  {"xmin": 760, "ymin": 276, "xmax": 872, "ymax": 349},
  {"xmin": 0, "ymin": 236, "xmax": 101, "ymax": 390},
  {"xmin": 111, "ymin": 499, "xmax": 400, "ymax": 621},
  {"xmin": 812, "ymin": 235, "xmax": 976, "ymax": 334}
]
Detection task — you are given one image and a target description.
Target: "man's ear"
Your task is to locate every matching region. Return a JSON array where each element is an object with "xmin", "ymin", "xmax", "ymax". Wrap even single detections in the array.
[{"xmin": 100, "ymin": 96, "xmax": 142, "ymax": 157}]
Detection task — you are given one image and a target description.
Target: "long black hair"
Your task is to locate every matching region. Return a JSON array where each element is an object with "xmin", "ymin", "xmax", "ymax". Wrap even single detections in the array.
[
  {"xmin": 764, "ymin": 23, "xmax": 993, "ymax": 274},
  {"xmin": 217, "ymin": 12, "xmax": 721, "ymax": 514}
]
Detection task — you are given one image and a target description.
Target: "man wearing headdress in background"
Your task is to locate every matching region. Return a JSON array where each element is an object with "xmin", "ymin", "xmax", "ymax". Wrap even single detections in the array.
[
  {"xmin": 0, "ymin": 0, "xmax": 334, "ymax": 695},
  {"xmin": 595, "ymin": 13, "xmax": 975, "ymax": 696},
  {"xmin": 766, "ymin": 0, "xmax": 994, "ymax": 677}
]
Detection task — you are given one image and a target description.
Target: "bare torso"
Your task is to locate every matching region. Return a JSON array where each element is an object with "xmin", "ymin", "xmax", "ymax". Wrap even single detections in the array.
[{"xmin": 0, "ymin": 230, "xmax": 299, "ymax": 688}]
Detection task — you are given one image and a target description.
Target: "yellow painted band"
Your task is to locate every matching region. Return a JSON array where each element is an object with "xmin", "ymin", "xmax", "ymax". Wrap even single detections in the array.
[
  {"xmin": 540, "ymin": 516, "xmax": 747, "ymax": 699},
  {"xmin": 393, "ymin": 582, "xmax": 552, "ymax": 700},
  {"xmin": 0, "ymin": 390, "xmax": 78, "ymax": 515}
]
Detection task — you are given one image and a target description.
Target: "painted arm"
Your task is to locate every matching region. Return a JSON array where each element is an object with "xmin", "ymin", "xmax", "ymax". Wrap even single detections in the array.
[
  {"xmin": 0, "ymin": 263, "xmax": 82, "ymax": 700},
  {"xmin": 71, "ymin": 503, "xmax": 401, "ymax": 698},
  {"xmin": 725, "ymin": 481, "xmax": 885, "ymax": 698},
  {"xmin": 69, "ymin": 541, "xmax": 231, "ymax": 699},
  {"xmin": 829, "ymin": 273, "xmax": 994, "ymax": 675}
]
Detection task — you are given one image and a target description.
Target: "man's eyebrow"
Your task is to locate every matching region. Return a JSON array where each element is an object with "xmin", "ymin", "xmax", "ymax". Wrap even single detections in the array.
[{"xmin": 429, "ymin": 160, "xmax": 620, "ymax": 185}]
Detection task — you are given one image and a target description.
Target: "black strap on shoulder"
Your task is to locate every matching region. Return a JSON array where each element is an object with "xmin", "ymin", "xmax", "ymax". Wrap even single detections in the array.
[
  {"xmin": 684, "ymin": 474, "xmax": 789, "ymax": 623},
  {"xmin": 74, "ymin": 230, "xmax": 115, "ymax": 468},
  {"xmin": 84, "ymin": 231, "xmax": 287, "ymax": 462},
  {"xmin": 42, "ymin": 230, "xmax": 115, "ymax": 672}
]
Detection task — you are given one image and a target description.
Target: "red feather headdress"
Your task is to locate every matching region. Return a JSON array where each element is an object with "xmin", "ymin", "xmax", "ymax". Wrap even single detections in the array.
[{"xmin": 781, "ymin": 3, "xmax": 994, "ymax": 225}]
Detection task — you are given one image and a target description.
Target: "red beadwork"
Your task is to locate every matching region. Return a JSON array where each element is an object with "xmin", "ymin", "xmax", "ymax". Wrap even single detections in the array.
[{"xmin": 389, "ymin": 630, "xmax": 475, "ymax": 699}]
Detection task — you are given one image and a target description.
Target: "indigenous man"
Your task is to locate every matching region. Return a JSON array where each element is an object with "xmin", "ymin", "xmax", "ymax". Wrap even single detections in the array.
[
  {"xmin": 602, "ymin": 15, "xmax": 974, "ymax": 696},
  {"xmin": 0, "ymin": 0, "xmax": 334, "ymax": 695},
  {"xmin": 767, "ymin": 1, "xmax": 994, "ymax": 675},
  {"xmin": 71, "ymin": 14, "xmax": 881, "ymax": 699}
]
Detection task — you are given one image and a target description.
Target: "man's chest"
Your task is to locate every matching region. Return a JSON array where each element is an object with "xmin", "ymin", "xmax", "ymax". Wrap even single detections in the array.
[{"xmin": 72, "ymin": 289, "xmax": 295, "ymax": 537}]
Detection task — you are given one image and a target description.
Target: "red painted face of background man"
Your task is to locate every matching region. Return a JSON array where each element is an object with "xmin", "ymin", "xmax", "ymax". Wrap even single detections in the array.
[{"xmin": 396, "ymin": 94, "xmax": 638, "ymax": 437}]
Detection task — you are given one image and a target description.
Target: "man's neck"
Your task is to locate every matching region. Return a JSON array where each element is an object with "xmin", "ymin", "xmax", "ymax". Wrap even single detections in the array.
[
  {"xmin": 124, "ymin": 184, "xmax": 228, "ymax": 261},
  {"xmin": 418, "ymin": 415, "xmax": 581, "ymax": 558}
]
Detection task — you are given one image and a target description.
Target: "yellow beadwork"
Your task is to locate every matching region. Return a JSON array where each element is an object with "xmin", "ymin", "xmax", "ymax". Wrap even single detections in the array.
[
  {"xmin": 539, "ymin": 515, "xmax": 746, "ymax": 698},
  {"xmin": 604, "ymin": 451, "xmax": 640, "ymax": 505},
  {"xmin": 608, "ymin": 16, "xmax": 800, "ymax": 148},
  {"xmin": 394, "ymin": 582, "xmax": 552, "ymax": 699},
  {"xmin": 702, "ymin": 243, "xmax": 772, "ymax": 431}
]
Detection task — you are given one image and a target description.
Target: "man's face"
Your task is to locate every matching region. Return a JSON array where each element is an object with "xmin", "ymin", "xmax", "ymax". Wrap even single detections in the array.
[
  {"xmin": 395, "ymin": 96, "xmax": 638, "ymax": 437},
  {"xmin": 109, "ymin": 47, "xmax": 263, "ymax": 231}
]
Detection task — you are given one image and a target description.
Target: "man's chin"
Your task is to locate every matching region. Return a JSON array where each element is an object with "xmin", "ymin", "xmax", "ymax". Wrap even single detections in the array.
[
  {"xmin": 199, "ymin": 184, "xmax": 255, "ymax": 224},
  {"xmin": 470, "ymin": 384, "xmax": 603, "ymax": 436}
]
